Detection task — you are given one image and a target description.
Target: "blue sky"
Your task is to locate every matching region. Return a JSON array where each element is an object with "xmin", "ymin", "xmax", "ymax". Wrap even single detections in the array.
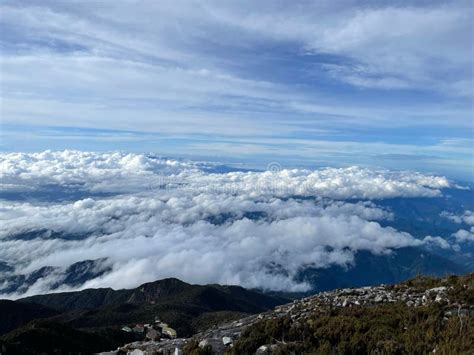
[{"xmin": 0, "ymin": 0, "xmax": 473, "ymax": 180}]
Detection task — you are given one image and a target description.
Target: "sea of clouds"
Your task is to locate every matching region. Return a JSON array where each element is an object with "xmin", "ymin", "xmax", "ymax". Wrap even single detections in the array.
[{"xmin": 0, "ymin": 151, "xmax": 463, "ymax": 297}]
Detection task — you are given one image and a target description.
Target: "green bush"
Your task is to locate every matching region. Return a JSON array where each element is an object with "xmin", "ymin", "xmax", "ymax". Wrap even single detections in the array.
[{"xmin": 231, "ymin": 303, "xmax": 474, "ymax": 354}]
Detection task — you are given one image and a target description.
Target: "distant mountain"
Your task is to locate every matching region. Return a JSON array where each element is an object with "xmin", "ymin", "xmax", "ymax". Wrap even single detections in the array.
[
  {"xmin": 298, "ymin": 247, "xmax": 467, "ymax": 292},
  {"xmin": 7, "ymin": 246, "xmax": 466, "ymax": 304},
  {"xmin": 21, "ymin": 277, "xmax": 287, "ymax": 314},
  {"xmin": 0, "ymin": 259, "xmax": 111, "ymax": 294},
  {"xmin": 0, "ymin": 278, "xmax": 288, "ymax": 354},
  {"xmin": 17, "ymin": 278, "xmax": 288, "ymax": 337}
]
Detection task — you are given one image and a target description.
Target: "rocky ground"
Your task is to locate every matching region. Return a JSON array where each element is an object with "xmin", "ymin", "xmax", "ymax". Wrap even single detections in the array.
[{"xmin": 101, "ymin": 277, "xmax": 474, "ymax": 355}]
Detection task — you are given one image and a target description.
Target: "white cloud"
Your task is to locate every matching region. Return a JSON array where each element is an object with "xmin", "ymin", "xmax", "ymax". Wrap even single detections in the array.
[
  {"xmin": 205, "ymin": 1, "xmax": 472, "ymax": 95},
  {"xmin": 0, "ymin": 151, "xmax": 451, "ymax": 199},
  {"xmin": 0, "ymin": 150, "xmax": 456, "ymax": 297},
  {"xmin": 0, "ymin": 195, "xmax": 421, "ymax": 296},
  {"xmin": 441, "ymin": 210, "xmax": 474, "ymax": 225},
  {"xmin": 422, "ymin": 236, "xmax": 451, "ymax": 250},
  {"xmin": 0, "ymin": 0, "xmax": 471, "ymax": 140},
  {"xmin": 440, "ymin": 210, "xmax": 474, "ymax": 245},
  {"xmin": 452, "ymin": 227, "xmax": 474, "ymax": 243}
]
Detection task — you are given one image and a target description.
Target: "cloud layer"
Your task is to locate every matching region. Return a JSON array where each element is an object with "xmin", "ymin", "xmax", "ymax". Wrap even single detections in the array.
[
  {"xmin": 0, "ymin": 151, "xmax": 458, "ymax": 297},
  {"xmin": 0, "ymin": 151, "xmax": 450, "ymax": 198}
]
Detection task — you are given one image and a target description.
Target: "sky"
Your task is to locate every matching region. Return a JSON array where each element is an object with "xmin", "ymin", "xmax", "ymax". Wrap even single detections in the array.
[{"xmin": 0, "ymin": 0, "xmax": 473, "ymax": 180}]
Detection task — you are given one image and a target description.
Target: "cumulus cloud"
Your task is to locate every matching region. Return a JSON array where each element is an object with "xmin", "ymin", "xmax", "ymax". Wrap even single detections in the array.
[
  {"xmin": 0, "ymin": 151, "xmax": 456, "ymax": 297},
  {"xmin": 452, "ymin": 228, "xmax": 474, "ymax": 244},
  {"xmin": 422, "ymin": 236, "xmax": 451, "ymax": 250},
  {"xmin": 0, "ymin": 151, "xmax": 451, "ymax": 199},
  {"xmin": 0, "ymin": 196, "xmax": 421, "ymax": 296},
  {"xmin": 439, "ymin": 210, "xmax": 474, "ymax": 246},
  {"xmin": 441, "ymin": 210, "xmax": 474, "ymax": 225}
]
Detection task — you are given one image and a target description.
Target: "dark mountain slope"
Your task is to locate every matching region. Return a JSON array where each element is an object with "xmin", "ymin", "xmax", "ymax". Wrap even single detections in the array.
[
  {"xmin": 0, "ymin": 278, "xmax": 288, "ymax": 353},
  {"xmin": 0, "ymin": 300, "xmax": 59, "ymax": 335},
  {"xmin": 20, "ymin": 278, "xmax": 287, "ymax": 314},
  {"xmin": 0, "ymin": 320, "xmax": 135, "ymax": 355},
  {"xmin": 16, "ymin": 279, "xmax": 287, "ymax": 338},
  {"xmin": 20, "ymin": 287, "xmax": 130, "ymax": 311}
]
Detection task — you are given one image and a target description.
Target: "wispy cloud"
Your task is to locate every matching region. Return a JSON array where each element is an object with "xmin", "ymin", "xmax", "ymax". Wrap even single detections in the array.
[{"xmin": 0, "ymin": 0, "xmax": 472, "ymax": 179}]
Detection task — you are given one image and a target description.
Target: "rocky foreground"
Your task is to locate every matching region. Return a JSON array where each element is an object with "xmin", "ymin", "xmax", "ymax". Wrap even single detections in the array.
[{"xmin": 103, "ymin": 274, "xmax": 474, "ymax": 354}]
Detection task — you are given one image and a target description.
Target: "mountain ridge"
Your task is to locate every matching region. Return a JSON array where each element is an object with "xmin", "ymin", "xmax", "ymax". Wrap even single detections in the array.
[{"xmin": 0, "ymin": 277, "xmax": 289, "ymax": 354}]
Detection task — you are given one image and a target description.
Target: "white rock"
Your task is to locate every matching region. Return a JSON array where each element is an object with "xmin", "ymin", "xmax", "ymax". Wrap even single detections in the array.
[
  {"xmin": 427, "ymin": 286, "xmax": 447, "ymax": 293},
  {"xmin": 435, "ymin": 295, "xmax": 444, "ymax": 303},
  {"xmin": 222, "ymin": 336, "xmax": 233, "ymax": 346},
  {"xmin": 256, "ymin": 345, "xmax": 269, "ymax": 354},
  {"xmin": 199, "ymin": 339, "xmax": 210, "ymax": 348}
]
